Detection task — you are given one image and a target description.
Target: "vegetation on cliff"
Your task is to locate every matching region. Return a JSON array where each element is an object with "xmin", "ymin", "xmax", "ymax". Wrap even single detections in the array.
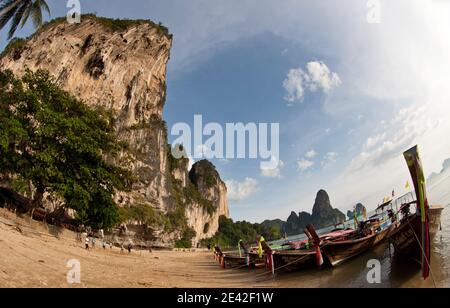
[
  {"xmin": 201, "ymin": 216, "xmax": 280, "ymax": 248},
  {"xmin": 189, "ymin": 160, "xmax": 219, "ymax": 189},
  {"xmin": 0, "ymin": 69, "xmax": 132, "ymax": 228},
  {"xmin": 0, "ymin": 0, "xmax": 171, "ymax": 41},
  {"xmin": 168, "ymin": 152, "xmax": 217, "ymax": 216}
]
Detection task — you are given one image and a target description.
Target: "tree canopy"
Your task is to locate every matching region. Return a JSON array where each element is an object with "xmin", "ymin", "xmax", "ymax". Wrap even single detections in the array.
[
  {"xmin": 0, "ymin": 69, "xmax": 131, "ymax": 228},
  {"xmin": 201, "ymin": 216, "xmax": 281, "ymax": 248}
]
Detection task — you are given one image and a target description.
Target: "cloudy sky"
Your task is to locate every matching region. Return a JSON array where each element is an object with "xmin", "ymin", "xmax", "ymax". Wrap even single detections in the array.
[{"xmin": 2, "ymin": 0, "xmax": 450, "ymax": 222}]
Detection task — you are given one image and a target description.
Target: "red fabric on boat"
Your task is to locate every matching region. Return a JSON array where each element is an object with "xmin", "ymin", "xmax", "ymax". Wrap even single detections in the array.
[{"xmin": 320, "ymin": 229, "xmax": 356, "ymax": 240}]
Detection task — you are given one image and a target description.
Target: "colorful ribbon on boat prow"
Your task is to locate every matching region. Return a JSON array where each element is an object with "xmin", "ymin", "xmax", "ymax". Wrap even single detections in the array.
[
  {"xmin": 257, "ymin": 236, "xmax": 265, "ymax": 258},
  {"xmin": 403, "ymin": 145, "xmax": 430, "ymax": 279}
]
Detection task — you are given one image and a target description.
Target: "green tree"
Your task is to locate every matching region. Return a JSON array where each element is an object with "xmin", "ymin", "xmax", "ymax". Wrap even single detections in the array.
[
  {"xmin": 0, "ymin": 69, "xmax": 131, "ymax": 228},
  {"xmin": 0, "ymin": 0, "xmax": 50, "ymax": 39}
]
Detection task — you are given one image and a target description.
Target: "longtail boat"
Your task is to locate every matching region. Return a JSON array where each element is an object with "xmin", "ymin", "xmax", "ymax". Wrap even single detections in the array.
[
  {"xmin": 222, "ymin": 254, "xmax": 250, "ymax": 268},
  {"xmin": 271, "ymin": 249, "xmax": 318, "ymax": 271},
  {"xmin": 311, "ymin": 209, "xmax": 396, "ymax": 267},
  {"xmin": 388, "ymin": 145, "xmax": 437, "ymax": 279},
  {"xmin": 389, "ymin": 201, "xmax": 443, "ymax": 264},
  {"xmin": 248, "ymin": 237, "xmax": 273, "ymax": 270},
  {"xmin": 320, "ymin": 224, "xmax": 394, "ymax": 266},
  {"xmin": 222, "ymin": 240, "xmax": 251, "ymax": 269},
  {"xmin": 269, "ymin": 228, "xmax": 359, "ymax": 272}
]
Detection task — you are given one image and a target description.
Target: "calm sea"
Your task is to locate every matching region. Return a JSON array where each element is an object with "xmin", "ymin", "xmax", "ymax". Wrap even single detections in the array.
[{"xmin": 269, "ymin": 175, "xmax": 450, "ymax": 288}]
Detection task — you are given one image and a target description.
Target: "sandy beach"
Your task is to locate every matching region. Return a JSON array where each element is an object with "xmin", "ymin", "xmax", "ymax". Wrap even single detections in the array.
[
  {"xmin": 0, "ymin": 209, "xmax": 280, "ymax": 288},
  {"xmin": 1, "ymin": 207, "xmax": 449, "ymax": 288}
]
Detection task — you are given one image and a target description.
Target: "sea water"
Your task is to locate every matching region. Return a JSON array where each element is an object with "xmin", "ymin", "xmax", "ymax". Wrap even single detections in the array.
[{"xmin": 269, "ymin": 175, "xmax": 450, "ymax": 288}]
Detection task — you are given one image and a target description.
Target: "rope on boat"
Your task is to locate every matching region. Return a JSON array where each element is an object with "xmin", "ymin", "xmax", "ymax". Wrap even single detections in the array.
[
  {"xmin": 405, "ymin": 219, "xmax": 437, "ymax": 288},
  {"xmin": 226, "ymin": 256, "xmax": 259, "ymax": 270},
  {"xmin": 253, "ymin": 252, "xmax": 314, "ymax": 278}
]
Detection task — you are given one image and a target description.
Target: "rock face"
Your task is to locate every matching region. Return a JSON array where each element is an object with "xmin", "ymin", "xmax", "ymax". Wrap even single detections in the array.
[
  {"xmin": 285, "ymin": 212, "xmax": 300, "ymax": 236},
  {"xmin": 347, "ymin": 203, "xmax": 366, "ymax": 220},
  {"xmin": 311, "ymin": 190, "xmax": 345, "ymax": 228},
  {"xmin": 347, "ymin": 210, "xmax": 354, "ymax": 220},
  {"xmin": 283, "ymin": 190, "xmax": 345, "ymax": 236},
  {"xmin": 0, "ymin": 15, "xmax": 229, "ymax": 246},
  {"xmin": 186, "ymin": 160, "xmax": 229, "ymax": 244}
]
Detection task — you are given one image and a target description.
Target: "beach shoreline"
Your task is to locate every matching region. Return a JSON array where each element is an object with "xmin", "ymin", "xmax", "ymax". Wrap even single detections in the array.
[
  {"xmin": 0, "ymin": 209, "xmax": 280, "ymax": 288},
  {"xmin": 1, "ymin": 207, "xmax": 447, "ymax": 288}
]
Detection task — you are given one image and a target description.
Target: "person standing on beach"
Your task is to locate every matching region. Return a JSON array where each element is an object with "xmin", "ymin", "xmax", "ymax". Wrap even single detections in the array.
[{"xmin": 85, "ymin": 237, "xmax": 89, "ymax": 250}]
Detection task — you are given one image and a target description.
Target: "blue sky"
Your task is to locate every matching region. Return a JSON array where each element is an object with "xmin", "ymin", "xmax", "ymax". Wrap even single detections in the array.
[{"xmin": 2, "ymin": 1, "xmax": 450, "ymax": 222}]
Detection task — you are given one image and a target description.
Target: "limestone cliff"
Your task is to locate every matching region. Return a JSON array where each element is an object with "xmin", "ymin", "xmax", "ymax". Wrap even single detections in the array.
[
  {"xmin": 187, "ymin": 160, "xmax": 229, "ymax": 245},
  {"xmin": 0, "ymin": 15, "xmax": 229, "ymax": 246}
]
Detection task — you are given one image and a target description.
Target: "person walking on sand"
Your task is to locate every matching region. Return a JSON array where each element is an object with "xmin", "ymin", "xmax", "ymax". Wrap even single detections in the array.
[
  {"xmin": 85, "ymin": 237, "xmax": 90, "ymax": 250},
  {"xmin": 127, "ymin": 243, "xmax": 132, "ymax": 254}
]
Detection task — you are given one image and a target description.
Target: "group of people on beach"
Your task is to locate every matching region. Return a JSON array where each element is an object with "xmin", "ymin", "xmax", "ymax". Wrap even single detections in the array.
[
  {"xmin": 83, "ymin": 234, "xmax": 134, "ymax": 254},
  {"xmin": 77, "ymin": 225, "xmax": 134, "ymax": 254}
]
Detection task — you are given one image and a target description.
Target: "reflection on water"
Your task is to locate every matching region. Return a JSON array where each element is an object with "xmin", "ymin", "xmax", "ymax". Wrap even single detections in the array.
[{"xmin": 269, "ymin": 177, "xmax": 450, "ymax": 288}]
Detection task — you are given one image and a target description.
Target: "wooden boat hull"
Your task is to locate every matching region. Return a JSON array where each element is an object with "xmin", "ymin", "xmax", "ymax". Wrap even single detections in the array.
[
  {"xmin": 389, "ymin": 206, "xmax": 443, "ymax": 263},
  {"xmin": 321, "ymin": 226, "xmax": 392, "ymax": 266},
  {"xmin": 389, "ymin": 214, "xmax": 421, "ymax": 262},
  {"xmin": 373, "ymin": 223, "xmax": 395, "ymax": 245},
  {"xmin": 223, "ymin": 254, "xmax": 250, "ymax": 268},
  {"xmin": 429, "ymin": 206, "xmax": 444, "ymax": 237},
  {"xmin": 321, "ymin": 234, "xmax": 377, "ymax": 266},
  {"xmin": 272, "ymin": 250, "xmax": 317, "ymax": 271},
  {"xmin": 248, "ymin": 252, "xmax": 266, "ymax": 268}
]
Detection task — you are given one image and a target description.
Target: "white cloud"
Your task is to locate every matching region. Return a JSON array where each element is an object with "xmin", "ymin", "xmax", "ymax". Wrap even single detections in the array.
[
  {"xmin": 322, "ymin": 152, "xmax": 338, "ymax": 167},
  {"xmin": 225, "ymin": 178, "xmax": 260, "ymax": 202},
  {"xmin": 305, "ymin": 149, "xmax": 317, "ymax": 159},
  {"xmin": 364, "ymin": 133, "xmax": 386, "ymax": 150},
  {"xmin": 261, "ymin": 160, "xmax": 284, "ymax": 178},
  {"xmin": 305, "ymin": 61, "xmax": 342, "ymax": 92},
  {"xmin": 297, "ymin": 158, "xmax": 314, "ymax": 172},
  {"xmin": 283, "ymin": 68, "xmax": 307, "ymax": 103},
  {"xmin": 283, "ymin": 61, "xmax": 341, "ymax": 103},
  {"xmin": 350, "ymin": 106, "xmax": 435, "ymax": 172}
]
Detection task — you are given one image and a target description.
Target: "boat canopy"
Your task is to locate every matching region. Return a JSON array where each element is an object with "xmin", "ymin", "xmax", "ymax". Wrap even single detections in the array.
[{"xmin": 376, "ymin": 199, "xmax": 393, "ymax": 212}]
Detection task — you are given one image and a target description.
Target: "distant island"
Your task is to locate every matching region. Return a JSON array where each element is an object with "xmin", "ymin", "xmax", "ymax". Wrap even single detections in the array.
[
  {"xmin": 282, "ymin": 190, "xmax": 346, "ymax": 236},
  {"xmin": 347, "ymin": 203, "xmax": 367, "ymax": 220},
  {"xmin": 428, "ymin": 158, "xmax": 450, "ymax": 186},
  {"xmin": 205, "ymin": 189, "xmax": 346, "ymax": 247}
]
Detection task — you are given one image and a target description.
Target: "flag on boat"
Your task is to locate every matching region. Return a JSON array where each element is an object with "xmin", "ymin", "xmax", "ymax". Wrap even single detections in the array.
[{"xmin": 257, "ymin": 236, "xmax": 265, "ymax": 258}]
